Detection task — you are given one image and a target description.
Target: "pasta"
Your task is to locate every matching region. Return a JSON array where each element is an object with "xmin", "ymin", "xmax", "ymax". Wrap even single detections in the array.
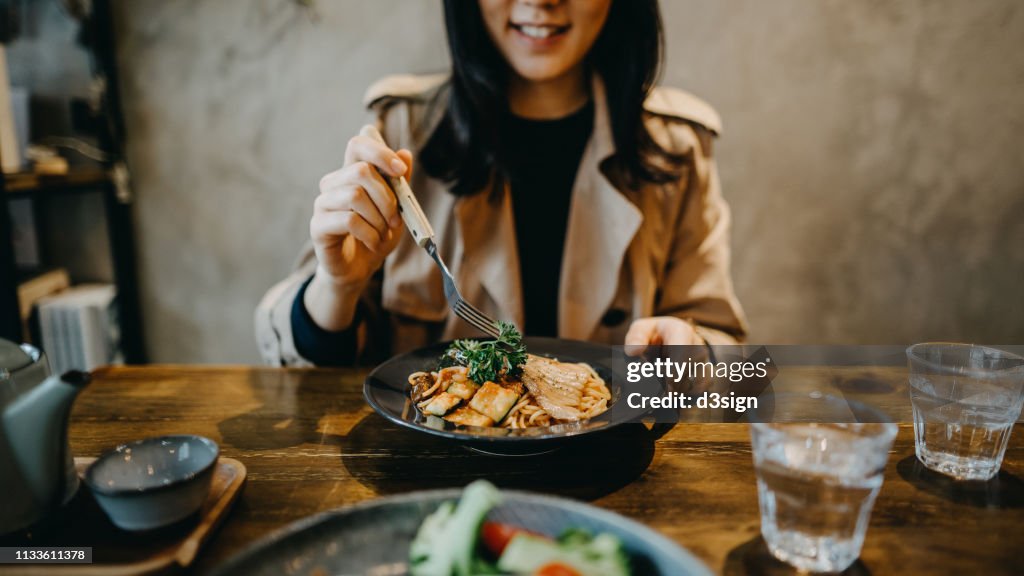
[{"xmin": 408, "ymin": 361, "xmax": 611, "ymax": 429}]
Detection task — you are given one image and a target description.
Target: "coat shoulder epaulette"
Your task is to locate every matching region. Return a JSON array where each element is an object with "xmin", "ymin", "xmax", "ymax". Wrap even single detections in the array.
[
  {"xmin": 644, "ymin": 86, "xmax": 722, "ymax": 135},
  {"xmin": 363, "ymin": 73, "xmax": 449, "ymax": 109}
]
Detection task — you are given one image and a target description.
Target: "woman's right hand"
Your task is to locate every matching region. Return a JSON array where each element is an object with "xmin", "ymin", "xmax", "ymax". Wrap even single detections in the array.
[
  {"xmin": 311, "ymin": 125, "xmax": 413, "ymax": 287},
  {"xmin": 304, "ymin": 125, "xmax": 413, "ymax": 331}
]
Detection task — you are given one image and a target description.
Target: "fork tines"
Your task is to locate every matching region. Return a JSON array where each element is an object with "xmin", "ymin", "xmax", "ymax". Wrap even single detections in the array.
[
  {"xmin": 453, "ymin": 299, "xmax": 502, "ymax": 338},
  {"xmin": 425, "ymin": 238, "xmax": 502, "ymax": 339}
]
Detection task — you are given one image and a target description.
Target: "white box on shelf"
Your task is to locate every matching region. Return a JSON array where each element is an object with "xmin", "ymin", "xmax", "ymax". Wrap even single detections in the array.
[{"xmin": 37, "ymin": 284, "xmax": 120, "ymax": 374}]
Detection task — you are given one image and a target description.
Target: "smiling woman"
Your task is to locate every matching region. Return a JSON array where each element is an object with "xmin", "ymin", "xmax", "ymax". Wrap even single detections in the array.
[
  {"xmin": 478, "ymin": 0, "xmax": 610, "ymax": 116},
  {"xmin": 423, "ymin": 0, "xmax": 686, "ymax": 196},
  {"xmin": 255, "ymin": 0, "xmax": 748, "ymax": 367}
]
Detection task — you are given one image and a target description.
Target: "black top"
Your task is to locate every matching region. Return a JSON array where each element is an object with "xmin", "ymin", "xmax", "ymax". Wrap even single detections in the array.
[
  {"xmin": 504, "ymin": 101, "xmax": 594, "ymax": 337},
  {"xmin": 292, "ymin": 101, "xmax": 594, "ymax": 364}
]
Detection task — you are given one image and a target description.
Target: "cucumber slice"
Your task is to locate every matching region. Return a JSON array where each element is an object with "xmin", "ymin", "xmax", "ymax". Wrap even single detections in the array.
[
  {"xmin": 409, "ymin": 480, "xmax": 502, "ymax": 576},
  {"xmin": 498, "ymin": 532, "xmax": 631, "ymax": 576},
  {"xmin": 498, "ymin": 534, "xmax": 573, "ymax": 573}
]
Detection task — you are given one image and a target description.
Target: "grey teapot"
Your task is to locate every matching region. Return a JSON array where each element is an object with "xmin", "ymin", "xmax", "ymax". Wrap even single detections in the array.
[{"xmin": 0, "ymin": 339, "xmax": 90, "ymax": 534}]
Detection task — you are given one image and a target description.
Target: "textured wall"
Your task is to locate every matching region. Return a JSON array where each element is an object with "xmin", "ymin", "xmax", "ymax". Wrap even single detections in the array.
[
  {"xmin": 114, "ymin": 0, "xmax": 449, "ymax": 362},
  {"xmin": 660, "ymin": 1, "xmax": 1024, "ymax": 344},
  {"xmin": 113, "ymin": 0, "xmax": 1024, "ymax": 362}
]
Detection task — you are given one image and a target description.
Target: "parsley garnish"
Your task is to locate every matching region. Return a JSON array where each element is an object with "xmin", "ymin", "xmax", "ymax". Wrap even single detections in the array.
[{"xmin": 439, "ymin": 321, "xmax": 527, "ymax": 384}]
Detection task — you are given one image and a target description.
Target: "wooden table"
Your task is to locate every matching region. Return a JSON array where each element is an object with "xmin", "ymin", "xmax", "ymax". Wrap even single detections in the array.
[{"xmin": 63, "ymin": 365, "xmax": 1024, "ymax": 575}]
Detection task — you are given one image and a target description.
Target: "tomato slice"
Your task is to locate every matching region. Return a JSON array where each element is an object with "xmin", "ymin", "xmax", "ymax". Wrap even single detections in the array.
[
  {"xmin": 534, "ymin": 563, "xmax": 583, "ymax": 576},
  {"xmin": 480, "ymin": 521, "xmax": 543, "ymax": 557}
]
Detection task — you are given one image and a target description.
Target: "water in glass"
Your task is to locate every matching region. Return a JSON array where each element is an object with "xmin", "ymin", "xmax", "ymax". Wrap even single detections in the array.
[
  {"xmin": 907, "ymin": 343, "xmax": 1024, "ymax": 481},
  {"xmin": 752, "ymin": 422, "xmax": 894, "ymax": 573}
]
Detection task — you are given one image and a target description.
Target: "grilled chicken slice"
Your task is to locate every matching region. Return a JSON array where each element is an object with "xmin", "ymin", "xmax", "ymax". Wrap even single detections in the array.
[{"xmin": 520, "ymin": 354, "xmax": 589, "ymax": 421}]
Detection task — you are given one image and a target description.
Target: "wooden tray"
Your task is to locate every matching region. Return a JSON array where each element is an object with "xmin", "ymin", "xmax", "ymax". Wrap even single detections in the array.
[{"xmin": 0, "ymin": 457, "xmax": 246, "ymax": 575}]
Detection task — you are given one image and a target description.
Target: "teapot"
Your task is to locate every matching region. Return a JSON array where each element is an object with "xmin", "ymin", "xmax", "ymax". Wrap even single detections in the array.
[{"xmin": 0, "ymin": 339, "xmax": 90, "ymax": 534}]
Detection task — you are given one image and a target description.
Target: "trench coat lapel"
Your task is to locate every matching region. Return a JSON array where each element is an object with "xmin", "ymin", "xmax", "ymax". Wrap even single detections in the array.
[
  {"xmin": 559, "ymin": 77, "xmax": 643, "ymax": 340},
  {"xmin": 453, "ymin": 76, "xmax": 641, "ymax": 339},
  {"xmin": 454, "ymin": 187, "xmax": 525, "ymax": 330}
]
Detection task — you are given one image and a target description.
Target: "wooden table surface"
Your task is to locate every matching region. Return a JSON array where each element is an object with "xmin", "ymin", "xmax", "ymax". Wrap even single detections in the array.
[{"xmin": 63, "ymin": 365, "xmax": 1024, "ymax": 575}]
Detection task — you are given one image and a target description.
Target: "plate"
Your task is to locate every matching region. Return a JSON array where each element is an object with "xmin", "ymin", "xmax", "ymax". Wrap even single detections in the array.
[
  {"xmin": 209, "ymin": 488, "xmax": 712, "ymax": 576},
  {"xmin": 364, "ymin": 337, "xmax": 631, "ymax": 455}
]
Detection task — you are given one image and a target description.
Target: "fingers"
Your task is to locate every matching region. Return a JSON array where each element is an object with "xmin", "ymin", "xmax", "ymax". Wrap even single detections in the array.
[
  {"xmin": 354, "ymin": 162, "xmax": 401, "ymax": 228},
  {"xmin": 624, "ymin": 316, "xmax": 703, "ymax": 355},
  {"xmin": 309, "ymin": 126, "xmax": 413, "ymax": 259},
  {"xmin": 319, "ymin": 162, "xmax": 400, "ymax": 229},
  {"xmin": 379, "ymin": 222, "xmax": 404, "ymax": 254},
  {"xmin": 311, "ymin": 210, "xmax": 382, "ymax": 252},
  {"xmin": 315, "ymin": 186, "xmax": 388, "ymax": 234},
  {"xmin": 396, "ymin": 148, "xmax": 414, "ymax": 179},
  {"xmin": 624, "ymin": 318, "xmax": 660, "ymax": 357},
  {"xmin": 662, "ymin": 318, "xmax": 703, "ymax": 345},
  {"xmin": 345, "ymin": 130, "xmax": 408, "ymax": 177}
]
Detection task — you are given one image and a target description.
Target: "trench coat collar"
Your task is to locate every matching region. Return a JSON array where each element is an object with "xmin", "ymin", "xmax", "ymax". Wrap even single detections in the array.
[{"xmin": 454, "ymin": 75, "xmax": 643, "ymax": 339}]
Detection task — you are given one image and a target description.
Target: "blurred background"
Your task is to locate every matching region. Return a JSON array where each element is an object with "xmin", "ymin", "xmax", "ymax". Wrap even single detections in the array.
[{"xmin": 1, "ymin": 0, "xmax": 1022, "ymax": 365}]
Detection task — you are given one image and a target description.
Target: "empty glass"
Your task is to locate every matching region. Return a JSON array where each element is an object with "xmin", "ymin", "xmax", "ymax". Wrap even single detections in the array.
[
  {"xmin": 907, "ymin": 343, "xmax": 1024, "ymax": 481},
  {"xmin": 750, "ymin": 395, "xmax": 896, "ymax": 573}
]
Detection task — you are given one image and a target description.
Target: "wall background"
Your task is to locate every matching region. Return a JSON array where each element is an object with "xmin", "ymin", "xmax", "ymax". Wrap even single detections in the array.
[{"xmin": 107, "ymin": 0, "xmax": 1023, "ymax": 363}]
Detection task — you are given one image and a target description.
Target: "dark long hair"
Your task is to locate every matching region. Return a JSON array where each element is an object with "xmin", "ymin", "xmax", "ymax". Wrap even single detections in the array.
[{"xmin": 420, "ymin": 0, "xmax": 684, "ymax": 197}]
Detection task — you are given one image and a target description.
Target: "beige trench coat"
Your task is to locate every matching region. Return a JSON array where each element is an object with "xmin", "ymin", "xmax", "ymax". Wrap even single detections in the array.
[{"xmin": 255, "ymin": 74, "xmax": 748, "ymax": 366}]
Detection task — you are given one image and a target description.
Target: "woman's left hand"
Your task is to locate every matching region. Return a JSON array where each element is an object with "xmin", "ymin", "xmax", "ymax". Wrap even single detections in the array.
[{"xmin": 624, "ymin": 316, "xmax": 704, "ymax": 355}]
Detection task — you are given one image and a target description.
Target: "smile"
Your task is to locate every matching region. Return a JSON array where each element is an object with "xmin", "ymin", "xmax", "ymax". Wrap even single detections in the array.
[{"xmin": 510, "ymin": 23, "xmax": 570, "ymax": 40}]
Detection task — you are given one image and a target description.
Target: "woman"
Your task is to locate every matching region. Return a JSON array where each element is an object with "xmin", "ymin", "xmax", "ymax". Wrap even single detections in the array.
[{"xmin": 256, "ymin": 0, "xmax": 747, "ymax": 366}]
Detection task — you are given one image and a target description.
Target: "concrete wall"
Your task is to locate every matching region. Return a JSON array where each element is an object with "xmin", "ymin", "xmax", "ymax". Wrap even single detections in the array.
[{"xmin": 112, "ymin": 0, "xmax": 1024, "ymax": 362}]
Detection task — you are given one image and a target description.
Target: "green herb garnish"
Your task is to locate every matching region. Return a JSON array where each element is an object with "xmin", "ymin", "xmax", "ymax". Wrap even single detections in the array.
[{"xmin": 439, "ymin": 321, "xmax": 527, "ymax": 384}]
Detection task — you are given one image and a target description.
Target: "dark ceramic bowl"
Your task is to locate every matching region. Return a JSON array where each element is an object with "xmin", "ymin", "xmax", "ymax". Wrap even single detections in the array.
[
  {"xmin": 209, "ymin": 488, "xmax": 711, "ymax": 575},
  {"xmin": 84, "ymin": 435, "xmax": 219, "ymax": 531},
  {"xmin": 364, "ymin": 337, "xmax": 633, "ymax": 455}
]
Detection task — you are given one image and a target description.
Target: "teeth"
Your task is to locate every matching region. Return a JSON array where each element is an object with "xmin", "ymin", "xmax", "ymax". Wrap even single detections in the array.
[{"xmin": 519, "ymin": 25, "xmax": 557, "ymax": 39}]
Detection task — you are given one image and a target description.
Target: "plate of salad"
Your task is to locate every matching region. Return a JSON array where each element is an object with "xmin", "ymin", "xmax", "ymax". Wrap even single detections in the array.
[{"xmin": 210, "ymin": 481, "xmax": 711, "ymax": 576}]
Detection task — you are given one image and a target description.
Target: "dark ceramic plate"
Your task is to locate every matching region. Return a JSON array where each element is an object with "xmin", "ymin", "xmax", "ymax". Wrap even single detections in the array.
[
  {"xmin": 209, "ymin": 488, "xmax": 712, "ymax": 576},
  {"xmin": 364, "ymin": 337, "xmax": 632, "ymax": 455}
]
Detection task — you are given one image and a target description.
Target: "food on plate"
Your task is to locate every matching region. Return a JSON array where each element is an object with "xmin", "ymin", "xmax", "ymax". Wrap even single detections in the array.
[
  {"xmin": 409, "ymin": 480, "xmax": 631, "ymax": 576},
  {"xmin": 408, "ymin": 322, "xmax": 611, "ymax": 428}
]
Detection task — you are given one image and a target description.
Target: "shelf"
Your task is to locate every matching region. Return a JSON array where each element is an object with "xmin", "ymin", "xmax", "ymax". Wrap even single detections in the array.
[{"xmin": 2, "ymin": 167, "xmax": 112, "ymax": 195}]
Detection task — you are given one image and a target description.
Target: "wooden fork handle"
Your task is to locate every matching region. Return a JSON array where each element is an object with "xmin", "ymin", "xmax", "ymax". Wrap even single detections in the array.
[{"xmin": 361, "ymin": 125, "xmax": 435, "ymax": 247}]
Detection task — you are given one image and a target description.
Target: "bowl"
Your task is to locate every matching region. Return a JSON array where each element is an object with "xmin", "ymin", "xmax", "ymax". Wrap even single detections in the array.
[
  {"xmin": 209, "ymin": 487, "xmax": 712, "ymax": 575},
  {"xmin": 84, "ymin": 434, "xmax": 219, "ymax": 531},
  {"xmin": 364, "ymin": 337, "xmax": 642, "ymax": 455}
]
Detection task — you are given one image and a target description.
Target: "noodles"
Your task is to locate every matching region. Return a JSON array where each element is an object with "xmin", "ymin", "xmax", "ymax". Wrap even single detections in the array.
[{"xmin": 408, "ymin": 361, "xmax": 611, "ymax": 429}]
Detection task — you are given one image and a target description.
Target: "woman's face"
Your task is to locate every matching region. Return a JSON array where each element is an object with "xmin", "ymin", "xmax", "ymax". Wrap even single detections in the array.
[{"xmin": 479, "ymin": 0, "xmax": 612, "ymax": 83}]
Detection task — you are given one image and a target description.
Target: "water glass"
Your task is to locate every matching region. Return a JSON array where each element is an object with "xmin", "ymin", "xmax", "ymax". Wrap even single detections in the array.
[
  {"xmin": 906, "ymin": 343, "xmax": 1024, "ymax": 481},
  {"xmin": 750, "ymin": 395, "xmax": 896, "ymax": 573}
]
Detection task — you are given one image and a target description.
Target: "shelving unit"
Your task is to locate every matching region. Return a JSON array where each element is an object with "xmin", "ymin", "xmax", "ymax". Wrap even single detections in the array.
[
  {"xmin": 3, "ymin": 167, "xmax": 111, "ymax": 193},
  {"xmin": 0, "ymin": 166, "xmax": 146, "ymax": 363},
  {"xmin": 0, "ymin": 0, "xmax": 146, "ymax": 363}
]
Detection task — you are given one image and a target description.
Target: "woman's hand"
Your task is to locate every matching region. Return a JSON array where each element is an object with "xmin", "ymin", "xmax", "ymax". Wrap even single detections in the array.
[
  {"xmin": 312, "ymin": 125, "xmax": 412, "ymax": 285},
  {"xmin": 304, "ymin": 125, "xmax": 413, "ymax": 331},
  {"xmin": 624, "ymin": 316, "xmax": 704, "ymax": 356}
]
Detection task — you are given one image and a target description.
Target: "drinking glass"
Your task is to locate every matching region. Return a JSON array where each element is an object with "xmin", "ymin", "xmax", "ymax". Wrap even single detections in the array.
[
  {"xmin": 906, "ymin": 343, "xmax": 1024, "ymax": 481},
  {"xmin": 750, "ymin": 394, "xmax": 896, "ymax": 573}
]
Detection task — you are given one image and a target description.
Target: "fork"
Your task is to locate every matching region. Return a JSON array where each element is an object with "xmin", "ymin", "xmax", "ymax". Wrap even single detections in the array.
[{"xmin": 363, "ymin": 126, "xmax": 502, "ymax": 339}]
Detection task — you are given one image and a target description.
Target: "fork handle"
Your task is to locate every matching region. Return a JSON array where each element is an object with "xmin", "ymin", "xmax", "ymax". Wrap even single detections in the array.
[{"xmin": 361, "ymin": 125, "xmax": 435, "ymax": 247}]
